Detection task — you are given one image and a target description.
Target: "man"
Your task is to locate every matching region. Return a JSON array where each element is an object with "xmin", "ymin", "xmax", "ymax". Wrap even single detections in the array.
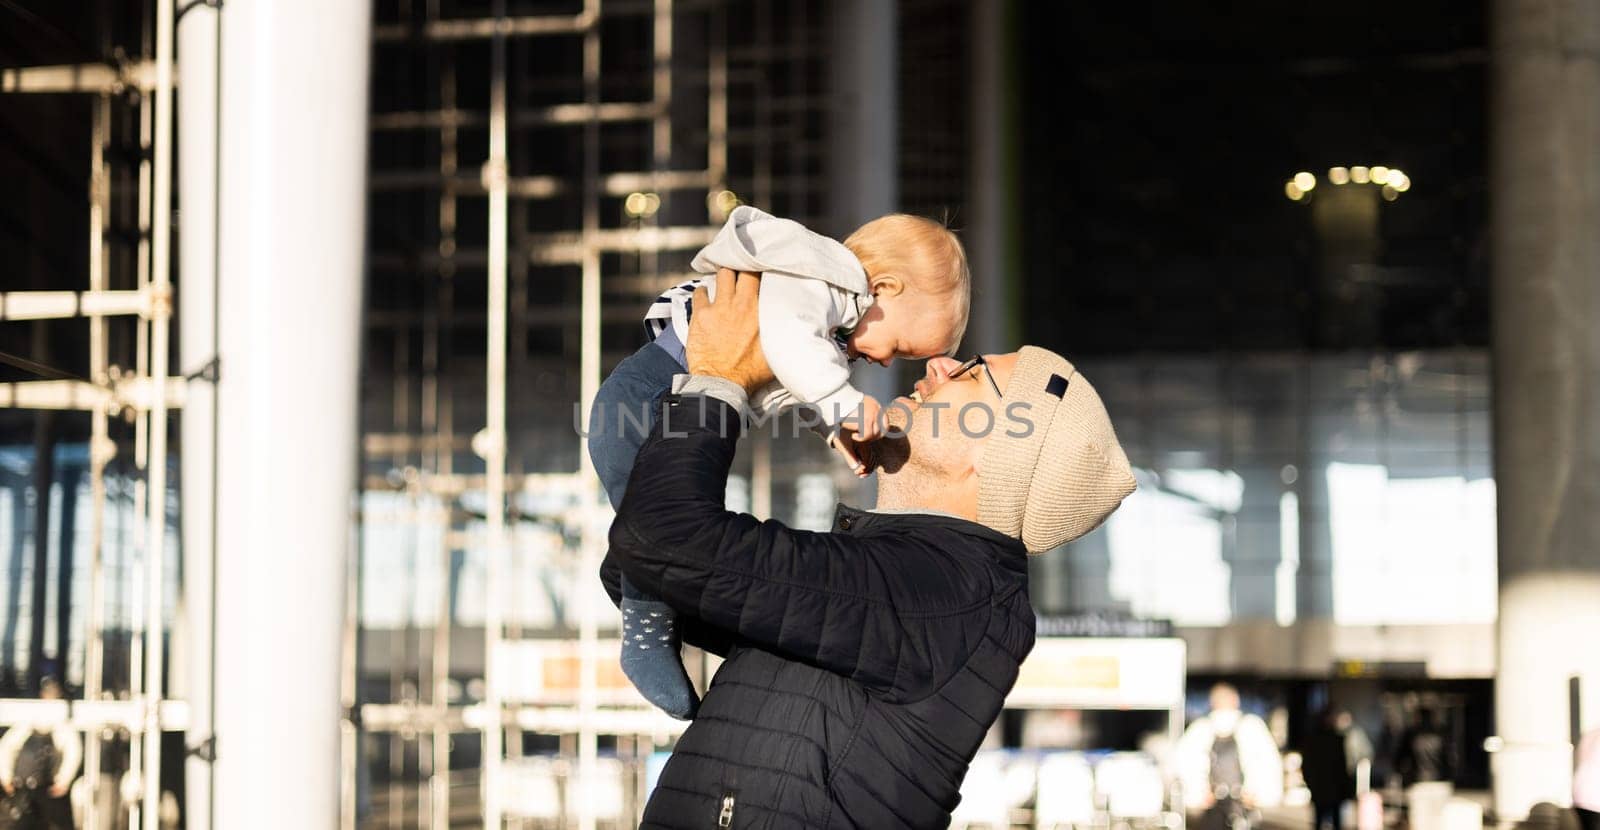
[
  {"xmin": 1395, "ymin": 707, "xmax": 1451, "ymax": 785},
  {"xmin": 1175, "ymin": 683, "xmax": 1284, "ymax": 826},
  {"xmin": 601, "ymin": 270, "xmax": 1136, "ymax": 827},
  {"xmin": 1340, "ymin": 710, "xmax": 1374, "ymax": 785},
  {"xmin": 0, "ymin": 678, "xmax": 79, "ymax": 830},
  {"xmin": 1302, "ymin": 708, "xmax": 1353, "ymax": 830}
]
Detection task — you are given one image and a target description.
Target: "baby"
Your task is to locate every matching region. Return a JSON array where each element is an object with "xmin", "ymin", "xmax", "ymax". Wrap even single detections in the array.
[{"xmin": 587, "ymin": 205, "xmax": 970, "ymax": 719}]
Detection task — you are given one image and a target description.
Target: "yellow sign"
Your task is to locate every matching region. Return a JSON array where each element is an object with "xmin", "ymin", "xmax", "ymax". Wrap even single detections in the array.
[
  {"xmin": 1007, "ymin": 638, "xmax": 1185, "ymax": 709},
  {"xmin": 1016, "ymin": 655, "xmax": 1122, "ymax": 691}
]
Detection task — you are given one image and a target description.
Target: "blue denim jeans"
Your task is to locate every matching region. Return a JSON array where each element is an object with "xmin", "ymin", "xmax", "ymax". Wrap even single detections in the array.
[{"xmin": 587, "ymin": 338, "xmax": 686, "ymax": 510}]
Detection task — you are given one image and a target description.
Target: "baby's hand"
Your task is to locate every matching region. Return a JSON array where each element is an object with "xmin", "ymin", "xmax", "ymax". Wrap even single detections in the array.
[
  {"xmin": 828, "ymin": 396, "xmax": 885, "ymax": 478},
  {"xmin": 847, "ymin": 396, "xmax": 885, "ymax": 442}
]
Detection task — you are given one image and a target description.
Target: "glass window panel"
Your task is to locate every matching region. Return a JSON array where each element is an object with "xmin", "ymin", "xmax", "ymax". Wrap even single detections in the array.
[{"xmin": 1053, "ymin": 349, "xmax": 1494, "ymax": 628}]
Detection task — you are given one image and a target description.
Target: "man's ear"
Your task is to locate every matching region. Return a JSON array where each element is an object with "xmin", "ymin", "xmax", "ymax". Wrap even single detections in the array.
[{"xmin": 869, "ymin": 273, "xmax": 904, "ymax": 298}]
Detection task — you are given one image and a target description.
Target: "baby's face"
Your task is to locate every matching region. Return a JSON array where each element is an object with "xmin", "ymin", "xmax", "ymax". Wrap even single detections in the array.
[{"xmin": 845, "ymin": 292, "xmax": 955, "ymax": 367}]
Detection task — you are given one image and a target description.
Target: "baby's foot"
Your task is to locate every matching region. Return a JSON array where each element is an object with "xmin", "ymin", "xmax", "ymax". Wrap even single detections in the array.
[{"xmin": 620, "ymin": 598, "xmax": 700, "ymax": 719}]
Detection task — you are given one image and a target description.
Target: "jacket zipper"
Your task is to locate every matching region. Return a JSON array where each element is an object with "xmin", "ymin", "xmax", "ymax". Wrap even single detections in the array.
[{"xmin": 718, "ymin": 792, "xmax": 736, "ymax": 827}]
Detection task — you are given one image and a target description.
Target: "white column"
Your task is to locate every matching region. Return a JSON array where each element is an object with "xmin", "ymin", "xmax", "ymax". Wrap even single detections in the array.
[
  {"xmin": 1489, "ymin": 0, "xmax": 1600, "ymax": 819},
  {"xmin": 212, "ymin": 2, "xmax": 370, "ymax": 827},
  {"xmin": 143, "ymin": 2, "xmax": 176, "ymax": 827},
  {"xmin": 482, "ymin": 8, "xmax": 509, "ymax": 826},
  {"xmin": 177, "ymin": 4, "xmax": 220, "ymax": 829}
]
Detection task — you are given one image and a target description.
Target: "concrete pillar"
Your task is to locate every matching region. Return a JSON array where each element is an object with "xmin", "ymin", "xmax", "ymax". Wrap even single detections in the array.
[
  {"xmin": 973, "ymin": 0, "xmax": 1059, "ymax": 598},
  {"xmin": 212, "ymin": 1, "xmax": 370, "ymax": 827},
  {"xmin": 1310, "ymin": 182, "xmax": 1383, "ymax": 347},
  {"xmin": 177, "ymin": 4, "xmax": 219, "ymax": 827},
  {"xmin": 1489, "ymin": 0, "xmax": 1600, "ymax": 818},
  {"xmin": 1298, "ymin": 369, "xmax": 1337, "ymax": 622},
  {"xmin": 1229, "ymin": 464, "xmax": 1282, "ymax": 621},
  {"xmin": 1059, "ymin": 528, "xmax": 1114, "ymax": 613},
  {"xmin": 829, "ymin": 0, "xmax": 898, "ymax": 505},
  {"xmin": 827, "ymin": 0, "xmax": 897, "ymax": 236},
  {"xmin": 2, "ymin": 475, "xmax": 23, "ymax": 680},
  {"xmin": 28, "ymin": 408, "xmax": 53, "ymax": 691},
  {"xmin": 966, "ymin": 0, "xmax": 1020, "ymax": 357},
  {"xmin": 53, "ymin": 465, "xmax": 78, "ymax": 680}
]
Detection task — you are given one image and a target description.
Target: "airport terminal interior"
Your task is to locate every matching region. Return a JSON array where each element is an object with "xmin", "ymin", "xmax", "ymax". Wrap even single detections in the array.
[{"xmin": 1, "ymin": 0, "xmax": 1597, "ymax": 828}]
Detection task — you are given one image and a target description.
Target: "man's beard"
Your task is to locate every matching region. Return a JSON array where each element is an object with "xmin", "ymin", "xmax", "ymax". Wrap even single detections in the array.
[
  {"xmin": 871, "ymin": 398, "xmax": 971, "ymax": 494},
  {"xmin": 866, "ymin": 397, "xmax": 918, "ymax": 475},
  {"xmin": 871, "ymin": 395, "xmax": 982, "ymax": 512},
  {"xmin": 865, "ymin": 433, "xmax": 910, "ymax": 475}
]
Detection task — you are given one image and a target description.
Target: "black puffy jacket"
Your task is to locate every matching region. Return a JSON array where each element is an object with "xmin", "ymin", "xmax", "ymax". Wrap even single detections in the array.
[{"xmin": 601, "ymin": 391, "xmax": 1037, "ymax": 829}]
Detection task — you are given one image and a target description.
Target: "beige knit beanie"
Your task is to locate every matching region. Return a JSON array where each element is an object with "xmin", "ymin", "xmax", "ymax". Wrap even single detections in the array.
[{"xmin": 977, "ymin": 346, "xmax": 1137, "ymax": 554}]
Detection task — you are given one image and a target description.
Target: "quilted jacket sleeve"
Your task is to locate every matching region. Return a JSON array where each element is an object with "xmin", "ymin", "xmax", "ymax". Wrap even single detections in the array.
[{"xmin": 607, "ymin": 392, "xmax": 992, "ymax": 700}]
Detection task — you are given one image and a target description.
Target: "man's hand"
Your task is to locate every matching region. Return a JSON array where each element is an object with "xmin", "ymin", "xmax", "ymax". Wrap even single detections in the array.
[
  {"xmin": 48, "ymin": 783, "xmax": 66, "ymax": 798},
  {"xmin": 686, "ymin": 268, "xmax": 774, "ymax": 395}
]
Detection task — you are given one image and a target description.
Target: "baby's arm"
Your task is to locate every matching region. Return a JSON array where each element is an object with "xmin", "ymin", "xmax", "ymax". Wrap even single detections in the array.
[{"xmin": 755, "ymin": 273, "xmax": 865, "ymax": 429}]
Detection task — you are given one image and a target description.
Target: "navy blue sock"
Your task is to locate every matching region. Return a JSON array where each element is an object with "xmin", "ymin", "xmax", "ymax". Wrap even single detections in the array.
[{"xmin": 619, "ymin": 576, "xmax": 699, "ymax": 720}]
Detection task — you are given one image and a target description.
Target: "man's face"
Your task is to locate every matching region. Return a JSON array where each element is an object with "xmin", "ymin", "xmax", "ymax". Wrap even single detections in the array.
[
  {"xmin": 871, "ymin": 352, "xmax": 1019, "ymax": 479},
  {"xmin": 1210, "ymin": 686, "xmax": 1241, "ymax": 714}
]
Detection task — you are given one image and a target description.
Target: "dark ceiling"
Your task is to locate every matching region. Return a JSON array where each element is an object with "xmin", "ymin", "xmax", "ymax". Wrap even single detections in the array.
[
  {"xmin": 1019, "ymin": 0, "xmax": 1489, "ymax": 355},
  {"xmin": 1, "ymin": 0, "xmax": 150, "ymax": 391},
  {"xmin": 1, "ymin": 0, "xmax": 1495, "ymax": 396}
]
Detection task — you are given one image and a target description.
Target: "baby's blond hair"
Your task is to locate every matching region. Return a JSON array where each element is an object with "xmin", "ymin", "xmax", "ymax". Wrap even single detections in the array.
[{"xmin": 842, "ymin": 214, "xmax": 971, "ymax": 356}]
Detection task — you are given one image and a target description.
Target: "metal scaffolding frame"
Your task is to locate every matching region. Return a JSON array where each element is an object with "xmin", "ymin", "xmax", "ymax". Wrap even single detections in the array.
[
  {"xmin": 0, "ymin": 4, "xmax": 187, "ymax": 828},
  {"xmin": 355, "ymin": 0, "xmax": 835, "ymax": 826},
  {"xmin": 2, "ymin": 0, "xmax": 856, "ymax": 827}
]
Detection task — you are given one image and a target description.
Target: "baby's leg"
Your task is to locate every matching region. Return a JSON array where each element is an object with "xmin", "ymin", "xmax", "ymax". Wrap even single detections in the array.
[
  {"xmin": 586, "ymin": 339, "xmax": 699, "ymax": 719},
  {"xmin": 588, "ymin": 344, "xmax": 675, "ymax": 510}
]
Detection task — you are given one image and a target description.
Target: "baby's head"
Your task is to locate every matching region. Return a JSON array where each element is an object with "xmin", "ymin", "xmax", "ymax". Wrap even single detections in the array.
[{"xmin": 841, "ymin": 214, "xmax": 971, "ymax": 366}]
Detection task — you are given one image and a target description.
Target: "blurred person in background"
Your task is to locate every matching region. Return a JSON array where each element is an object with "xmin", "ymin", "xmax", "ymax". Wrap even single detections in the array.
[
  {"xmin": 1395, "ymin": 707, "xmax": 1451, "ymax": 785},
  {"xmin": 1176, "ymin": 683, "xmax": 1284, "ymax": 829},
  {"xmin": 0, "ymin": 678, "xmax": 79, "ymax": 830},
  {"xmin": 1575, "ymin": 726, "xmax": 1600, "ymax": 830},
  {"xmin": 600, "ymin": 270, "xmax": 1136, "ymax": 828},
  {"xmin": 1342, "ymin": 710, "xmax": 1374, "ymax": 783},
  {"xmin": 1302, "ymin": 707, "xmax": 1357, "ymax": 830},
  {"xmin": 1376, "ymin": 701, "xmax": 1408, "ymax": 788}
]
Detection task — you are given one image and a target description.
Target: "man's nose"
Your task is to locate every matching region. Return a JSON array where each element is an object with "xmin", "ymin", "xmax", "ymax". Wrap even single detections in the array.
[{"xmin": 925, "ymin": 356, "xmax": 961, "ymax": 381}]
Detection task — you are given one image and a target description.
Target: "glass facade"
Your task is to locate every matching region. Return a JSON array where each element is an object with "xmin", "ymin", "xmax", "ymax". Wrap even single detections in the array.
[
  {"xmin": 0, "ymin": 434, "xmax": 180, "ymax": 696},
  {"xmin": 0, "ymin": 0, "xmax": 1516, "ymax": 823},
  {"xmin": 1038, "ymin": 350, "xmax": 1494, "ymax": 629}
]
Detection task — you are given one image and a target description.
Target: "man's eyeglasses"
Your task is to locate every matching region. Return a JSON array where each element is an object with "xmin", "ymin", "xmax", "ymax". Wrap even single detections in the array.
[{"xmin": 949, "ymin": 355, "xmax": 1003, "ymax": 399}]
